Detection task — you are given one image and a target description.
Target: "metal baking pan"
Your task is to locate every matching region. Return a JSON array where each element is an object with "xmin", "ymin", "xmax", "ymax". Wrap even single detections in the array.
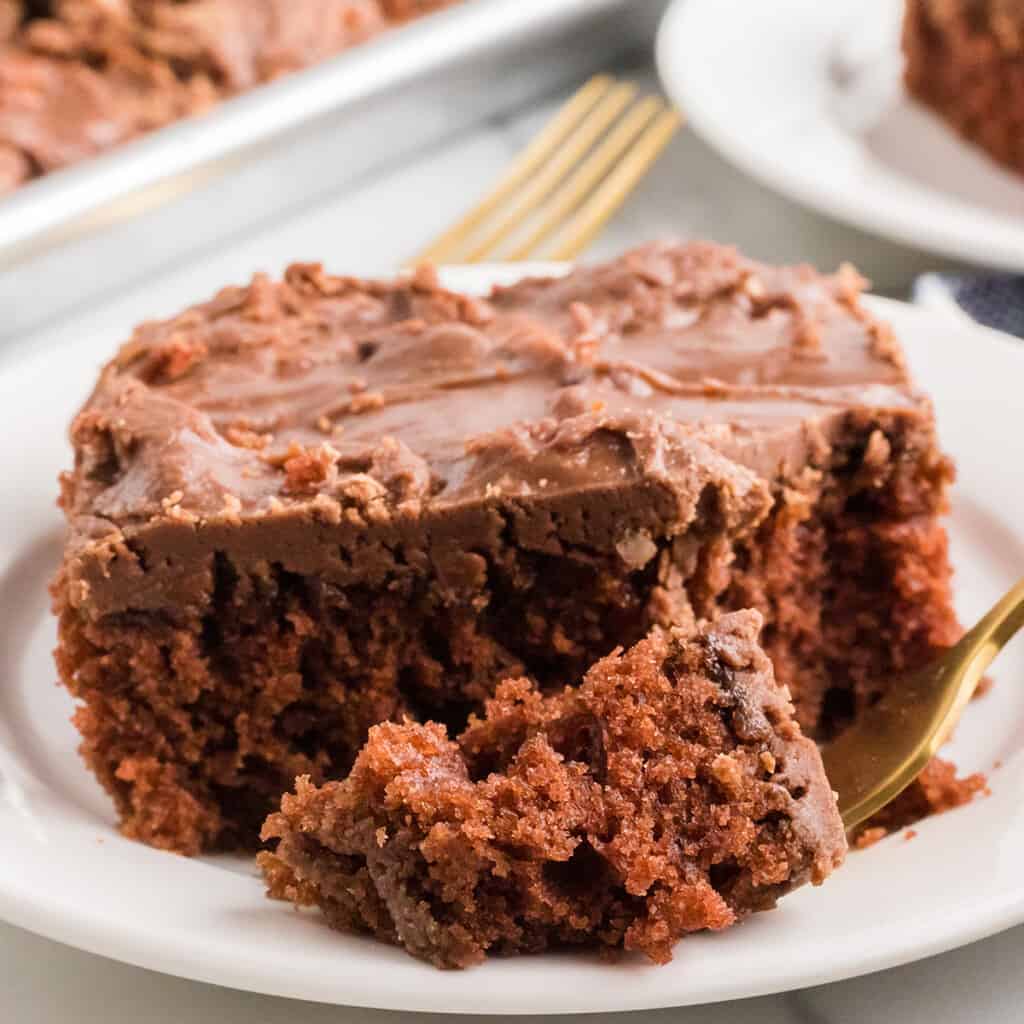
[{"xmin": 0, "ymin": 0, "xmax": 667, "ymax": 341}]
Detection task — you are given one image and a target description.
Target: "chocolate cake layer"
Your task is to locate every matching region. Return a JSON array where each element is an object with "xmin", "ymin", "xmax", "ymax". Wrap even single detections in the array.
[
  {"xmin": 260, "ymin": 611, "xmax": 847, "ymax": 968},
  {"xmin": 52, "ymin": 241, "xmax": 960, "ymax": 853}
]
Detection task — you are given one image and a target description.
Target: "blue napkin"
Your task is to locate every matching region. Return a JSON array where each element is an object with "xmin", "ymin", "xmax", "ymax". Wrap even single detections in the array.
[{"xmin": 914, "ymin": 272, "xmax": 1024, "ymax": 339}]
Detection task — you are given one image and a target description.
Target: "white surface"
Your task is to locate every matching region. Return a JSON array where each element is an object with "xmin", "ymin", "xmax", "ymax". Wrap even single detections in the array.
[
  {"xmin": 658, "ymin": 0, "xmax": 1024, "ymax": 272},
  {"xmin": 1, "ymin": 259, "xmax": 1023, "ymax": 1012}
]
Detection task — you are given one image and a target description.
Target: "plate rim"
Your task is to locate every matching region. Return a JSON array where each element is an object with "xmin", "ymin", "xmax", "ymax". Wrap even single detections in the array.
[
  {"xmin": 656, "ymin": 0, "xmax": 1024, "ymax": 272},
  {"xmin": 1, "ymin": 268, "xmax": 1024, "ymax": 1013}
]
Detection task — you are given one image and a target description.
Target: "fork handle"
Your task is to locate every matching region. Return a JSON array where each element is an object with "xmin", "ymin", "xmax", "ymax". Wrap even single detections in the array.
[
  {"xmin": 957, "ymin": 576, "xmax": 1024, "ymax": 675},
  {"xmin": 921, "ymin": 577, "xmax": 1024, "ymax": 759}
]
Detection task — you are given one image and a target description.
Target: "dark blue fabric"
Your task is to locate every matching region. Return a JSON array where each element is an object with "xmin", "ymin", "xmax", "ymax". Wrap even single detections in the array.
[{"xmin": 927, "ymin": 273, "xmax": 1024, "ymax": 339}]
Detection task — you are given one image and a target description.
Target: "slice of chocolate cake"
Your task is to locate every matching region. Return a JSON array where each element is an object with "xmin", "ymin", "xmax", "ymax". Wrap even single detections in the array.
[
  {"xmin": 51, "ymin": 241, "xmax": 959, "ymax": 854},
  {"xmin": 904, "ymin": 0, "xmax": 1024, "ymax": 176},
  {"xmin": 260, "ymin": 611, "xmax": 847, "ymax": 968}
]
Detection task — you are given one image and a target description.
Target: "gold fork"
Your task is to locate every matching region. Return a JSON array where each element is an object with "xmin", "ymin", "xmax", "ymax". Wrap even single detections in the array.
[
  {"xmin": 826, "ymin": 578, "xmax": 1024, "ymax": 830},
  {"xmin": 413, "ymin": 75, "xmax": 682, "ymax": 266}
]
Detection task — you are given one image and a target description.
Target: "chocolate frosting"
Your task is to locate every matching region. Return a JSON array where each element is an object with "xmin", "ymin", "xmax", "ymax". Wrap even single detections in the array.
[{"xmin": 59, "ymin": 241, "xmax": 930, "ymax": 614}]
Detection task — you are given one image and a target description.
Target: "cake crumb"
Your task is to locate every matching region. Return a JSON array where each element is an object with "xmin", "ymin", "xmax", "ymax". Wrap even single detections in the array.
[
  {"xmin": 220, "ymin": 493, "xmax": 243, "ymax": 524},
  {"xmin": 853, "ymin": 827, "xmax": 887, "ymax": 850},
  {"xmin": 615, "ymin": 529, "xmax": 658, "ymax": 569},
  {"xmin": 349, "ymin": 392, "xmax": 384, "ymax": 413},
  {"xmin": 854, "ymin": 758, "xmax": 987, "ymax": 846},
  {"xmin": 225, "ymin": 426, "xmax": 271, "ymax": 450},
  {"xmin": 278, "ymin": 442, "xmax": 340, "ymax": 495}
]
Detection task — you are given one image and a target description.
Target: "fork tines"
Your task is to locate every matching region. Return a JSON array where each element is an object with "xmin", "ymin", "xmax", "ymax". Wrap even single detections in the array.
[{"xmin": 414, "ymin": 75, "xmax": 682, "ymax": 266}]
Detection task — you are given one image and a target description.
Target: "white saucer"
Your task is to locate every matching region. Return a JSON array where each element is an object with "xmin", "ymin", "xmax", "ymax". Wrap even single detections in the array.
[
  {"xmin": 657, "ymin": 0, "xmax": 1024, "ymax": 271},
  {"xmin": 1, "ymin": 264, "xmax": 1023, "ymax": 1013}
]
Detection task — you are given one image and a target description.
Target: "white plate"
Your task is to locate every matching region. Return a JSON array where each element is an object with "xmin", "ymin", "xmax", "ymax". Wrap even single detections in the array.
[
  {"xmin": 657, "ymin": 0, "xmax": 1024, "ymax": 271},
  {"xmin": 1, "ymin": 264, "xmax": 1024, "ymax": 1014}
]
